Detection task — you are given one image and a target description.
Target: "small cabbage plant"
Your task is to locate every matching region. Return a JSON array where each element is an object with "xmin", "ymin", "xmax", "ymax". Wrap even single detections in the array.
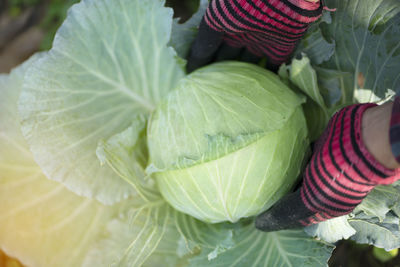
[{"xmin": 148, "ymin": 62, "xmax": 309, "ymax": 223}]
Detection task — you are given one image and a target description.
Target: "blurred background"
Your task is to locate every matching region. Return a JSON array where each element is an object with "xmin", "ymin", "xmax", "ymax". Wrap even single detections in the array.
[
  {"xmin": 0, "ymin": 0, "xmax": 198, "ymax": 73},
  {"xmin": 0, "ymin": 0, "xmax": 78, "ymax": 72},
  {"xmin": 1, "ymin": 0, "xmax": 400, "ymax": 266}
]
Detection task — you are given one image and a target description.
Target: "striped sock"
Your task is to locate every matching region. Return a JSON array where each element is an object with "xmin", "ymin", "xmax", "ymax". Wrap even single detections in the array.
[
  {"xmin": 390, "ymin": 96, "xmax": 400, "ymax": 163},
  {"xmin": 204, "ymin": 0, "xmax": 324, "ymax": 66},
  {"xmin": 299, "ymin": 104, "xmax": 400, "ymax": 225},
  {"xmin": 256, "ymin": 104, "xmax": 400, "ymax": 231}
]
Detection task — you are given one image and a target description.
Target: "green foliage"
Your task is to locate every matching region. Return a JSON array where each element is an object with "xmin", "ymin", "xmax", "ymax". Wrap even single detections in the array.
[
  {"xmin": 18, "ymin": 0, "xmax": 185, "ymax": 204},
  {"xmin": 299, "ymin": 0, "xmax": 400, "ymax": 104},
  {"xmin": 1, "ymin": 0, "xmax": 400, "ymax": 266}
]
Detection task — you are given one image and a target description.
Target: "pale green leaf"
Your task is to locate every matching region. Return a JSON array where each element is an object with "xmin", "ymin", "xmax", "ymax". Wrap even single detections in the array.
[
  {"xmin": 354, "ymin": 185, "xmax": 400, "ymax": 222},
  {"xmin": 18, "ymin": 0, "xmax": 185, "ymax": 204},
  {"xmin": 349, "ymin": 213, "xmax": 400, "ymax": 251},
  {"xmin": 288, "ymin": 56, "xmax": 327, "ymax": 112},
  {"xmin": 174, "ymin": 211, "xmax": 237, "ymax": 254},
  {"xmin": 0, "ymin": 55, "xmax": 127, "ymax": 267},
  {"xmin": 117, "ymin": 202, "xmax": 175, "ymax": 267},
  {"xmin": 279, "ymin": 56, "xmax": 330, "ymax": 141},
  {"xmin": 305, "ymin": 215, "xmax": 356, "ymax": 243},
  {"xmin": 354, "ymin": 88, "xmax": 396, "ymax": 104},
  {"xmin": 96, "ymin": 116, "xmax": 160, "ymax": 202},
  {"xmin": 83, "ymin": 199, "xmax": 183, "ymax": 267},
  {"xmin": 1, "ymin": 55, "xmax": 189, "ymax": 267},
  {"xmin": 91, "ymin": 115, "xmax": 197, "ymax": 266},
  {"xmin": 189, "ymin": 228, "xmax": 335, "ymax": 267}
]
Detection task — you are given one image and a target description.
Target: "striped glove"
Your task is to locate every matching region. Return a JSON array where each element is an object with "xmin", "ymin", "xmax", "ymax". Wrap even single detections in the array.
[
  {"xmin": 256, "ymin": 100, "xmax": 400, "ymax": 232},
  {"xmin": 187, "ymin": 0, "xmax": 326, "ymax": 72}
]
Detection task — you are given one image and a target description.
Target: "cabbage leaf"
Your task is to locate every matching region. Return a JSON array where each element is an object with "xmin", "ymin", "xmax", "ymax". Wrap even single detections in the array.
[
  {"xmin": 279, "ymin": 56, "xmax": 330, "ymax": 141},
  {"xmin": 0, "ymin": 55, "xmax": 128, "ymax": 267},
  {"xmin": 18, "ymin": 0, "xmax": 185, "ymax": 204},
  {"xmin": 189, "ymin": 228, "xmax": 334, "ymax": 267},
  {"xmin": 0, "ymin": 54, "xmax": 183, "ymax": 267},
  {"xmin": 349, "ymin": 213, "xmax": 400, "ymax": 251},
  {"xmin": 305, "ymin": 216, "xmax": 356, "ymax": 244},
  {"xmin": 302, "ymin": 0, "xmax": 400, "ymax": 103}
]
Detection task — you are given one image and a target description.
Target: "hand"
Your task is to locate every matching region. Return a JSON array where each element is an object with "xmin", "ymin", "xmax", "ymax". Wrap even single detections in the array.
[
  {"xmin": 187, "ymin": 0, "xmax": 325, "ymax": 73},
  {"xmin": 255, "ymin": 99, "xmax": 400, "ymax": 232}
]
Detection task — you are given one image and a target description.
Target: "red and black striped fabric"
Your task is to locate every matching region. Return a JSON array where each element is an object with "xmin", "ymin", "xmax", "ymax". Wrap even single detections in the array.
[
  {"xmin": 204, "ymin": 0, "xmax": 324, "ymax": 65},
  {"xmin": 299, "ymin": 104, "xmax": 400, "ymax": 226},
  {"xmin": 256, "ymin": 103, "xmax": 400, "ymax": 231}
]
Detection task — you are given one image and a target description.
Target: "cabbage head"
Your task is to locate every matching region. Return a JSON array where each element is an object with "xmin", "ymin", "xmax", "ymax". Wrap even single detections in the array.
[{"xmin": 147, "ymin": 62, "xmax": 309, "ymax": 223}]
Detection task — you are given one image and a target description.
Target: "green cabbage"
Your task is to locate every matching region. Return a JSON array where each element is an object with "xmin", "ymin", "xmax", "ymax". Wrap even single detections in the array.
[
  {"xmin": 148, "ymin": 62, "xmax": 309, "ymax": 223},
  {"xmin": 3, "ymin": 0, "xmax": 399, "ymax": 264}
]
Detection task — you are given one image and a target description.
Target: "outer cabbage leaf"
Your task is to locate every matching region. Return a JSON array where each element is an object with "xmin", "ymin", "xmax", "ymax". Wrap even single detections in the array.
[
  {"xmin": 354, "ymin": 185, "xmax": 400, "ymax": 222},
  {"xmin": 174, "ymin": 212, "xmax": 239, "ymax": 260},
  {"xmin": 279, "ymin": 56, "xmax": 330, "ymax": 141},
  {"xmin": 354, "ymin": 88, "xmax": 396, "ymax": 104},
  {"xmin": 1, "ymin": 54, "xmax": 187, "ymax": 267},
  {"xmin": 83, "ymin": 200, "xmax": 187, "ymax": 267},
  {"xmin": 0, "ymin": 55, "xmax": 127, "ymax": 267},
  {"xmin": 303, "ymin": 0, "xmax": 400, "ymax": 104},
  {"xmin": 87, "ymin": 124, "xmax": 189, "ymax": 266},
  {"xmin": 174, "ymin": 214, "xmax": 334, "ymax": 267},
  {"xmin": 189, "ymin": 227, "xmax": 335, "ymax": 267},
  {"xmin": 18, "ymin": 0, "xmax": 185, "ymax": 204},
  {"xmin": 288, "ymin": 56, "xmax": 327, "ymax": 110},
  {"xmin": 96, "ymin": 117, "xmax": 161, "ymax": 202},
  {"xmin": 346, "ymin": 185, "xmax": 400, "ymax": 251},
  {"xmin": 304, "ymin": 215, "xmax": 356, "ymax": 243},
  {"xmin": 349, "ymin": 213, "xmax": 400, "ymax": 251}
]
